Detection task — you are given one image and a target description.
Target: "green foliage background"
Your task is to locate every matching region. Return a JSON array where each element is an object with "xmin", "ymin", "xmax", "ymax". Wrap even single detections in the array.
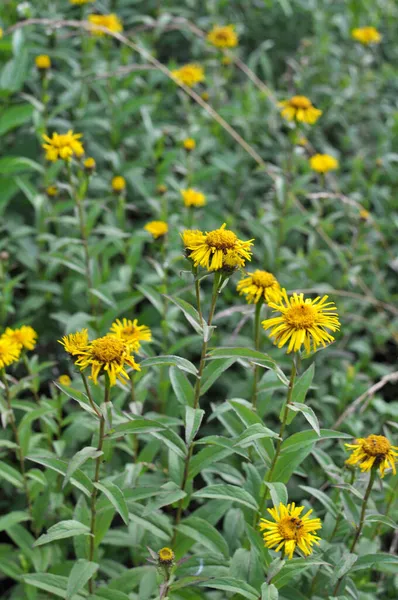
[{"xmin": 0, "ymin": 0, "xmax": 397, "ymax": 599}]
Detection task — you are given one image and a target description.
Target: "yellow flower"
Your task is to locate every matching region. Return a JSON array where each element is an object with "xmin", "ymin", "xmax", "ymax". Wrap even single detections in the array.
[
  {"xmin": 237, "ymin": 270, "xmax": 282, "ymax": 304},
  {"xmin": 207, "ymin": 25, "xmax": 238, "ymax": 48},
  {"xmin": 58, "ymin": 374, "xmax": 71, "ymax": 386},
  {"xmin": 59, "ymin": 329, "xmax": 89, "ymax": 358},
  {"xmin": 110, "ymin": 318, "xmax": 152, "ymax": 350},
  {"xmin": 88, "ymin": 14, "xmax": 123, "ymax": 36},
  {"xmin": 112, "ymin": 176, "xmax": 126, "ymax": 192},
  {"xmin": 4, "ymin": 326, "xmax": 38, "ymax": 351},
  {"xmin": 75, "ymin": 335, "xmax": 140, "ymax": 386},
  {"xmin": 182, "ymin": 223, "xmax": 254, "ymax": 272},
  {"xmin": 35, "ymin": 55, "xmax": 51, "ymax": 70},
  {"xmin": 262, "ymin": 289, "xmax": 340, "ymax": 354},
  {"xmin": 171, "ymin": 64, "xmax": 205, "ymax": 88},
  {"xmin": 0, "ymin": 335, "xmax": 21, "ymax": 370},
  {"xmin": 279, "ymin": 96, "xmax": 322, "ymax": 125},
  {"xmin": 183, "ymin": 138, "xmax": 196, "ymax": 151},
  {"xmin": 84, "ymin": 157, "xmax": 96, "ymax": 171},
  {"xmin": 201, "ymin": 91, "xmax": 210, "ymax": 101},
  {"xmin": 359, "ymin": 208, "xmax": 370, "ymax": 220},
  {"xmin": 345, "ymin": 435, "xmax": 398, "ymax": 478},
  {"xmin": 46, "ymin": 185, "xmax": 59, "ymax": 197},
  {"xmin": 352, "ymin": 27, "xmax": 381, "ymax": 45},
  {"xmin": 70, "ymin": 0, "xmax": 95, "ymax": 4},
  {"xmin": 310, "ymin": 154, "xmax": 339, "ymax": 174},
  {"xmin": 42, "ymin": 130, "xmax": 84, "ymax": 162},
  {"xmin": 180, "ymin": 188, "xmax": 206, "ymax": 208},
  {"xmin": 158, "ymin": 547, "xmax": 175, "ymax": 565},
  {"xmin": 0, "ymin": 28, "xmax": 3, "ymax": 40},
  {"xmin": 259, "ymin": 502, "xmax": 322, "ymax": 560},
  {"xmin": 144, "ymin": 221, "xmax": 168, "ymax": 239}
]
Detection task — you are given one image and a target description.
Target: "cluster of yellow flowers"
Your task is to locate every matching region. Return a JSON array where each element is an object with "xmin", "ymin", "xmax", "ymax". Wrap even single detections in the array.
[
  {"xmin": 0, "ymin": 326, "xmax": 37, "ymax": 370},
  {"xmin": 60, "ymin": 318, "xmax": 151, "ymax": 387}
]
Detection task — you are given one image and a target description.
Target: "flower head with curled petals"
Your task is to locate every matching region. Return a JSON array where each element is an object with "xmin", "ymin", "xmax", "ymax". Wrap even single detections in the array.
[
  {"xmin": 144, "ymin": 221, "xmax": 168, "ymax": 239},
  {"xmin": 88, "ymin": 14, "xmax": 123, "ymax": 36},
  {"xmin": 110, "ymin": 318, "xmax": 152, "ymax": 350},
  {"xmin": 35, "ymin": 55, "xmax": 51, "ymax": 70},
  {"xmin": 259, "ymin": 502, "xmax": 322, "ymax": 559},
  {"xmin": 262, "ymin": 289, "xmax": 340, "ymax": 354},
  {"xmin": 4, "ymin": 326, "xmax": 38, "ymax": 351},
  {"xmin": 237, "ymin": 270, "xmax": 282, "ymax": 304},
  {"xmin": 42, "ymin": 130, "xmax": 84, "ymax": 162},
  {"xmin": 181, "ymin": 188, "xmax": 206, "ymax": 208},
  {"xmin": 310, "ymin": 154, "xmax": 339, "ymax": 174},
  {"xmin": 352, "ymin": 27, "xmax": 381, "ymax": 45},
  {"xmin": 171, "ymin": 64, "xmax": 205, "ymax": 88},
  {"xmin": 183, "ymin": 223, "xmax": 253, "ymax": 272},
  {"xmin": 59, "ymin": 329, "xmax": 90, "ymax": 359},
  {"xmin": 207, "ymin": 25, "xmax": 238, "ymax": 48},
  {"xmin": 279, "ymin": 96, "xmax": 322, "ymax": 125},
  {"xmin": 75, "ymin": 335, "xmax": 140, "ymax": 387},
  {"xmin": 0, "ymin": 335, "xmax": 21, "ymax": 370},
  {"xmin": 345, "ymin": 435, "xmax": 398, "ymax": 478}
]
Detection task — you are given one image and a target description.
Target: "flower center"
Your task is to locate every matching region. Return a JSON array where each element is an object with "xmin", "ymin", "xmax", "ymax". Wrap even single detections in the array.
[
  {"xmin": 206, "ymin": 228, "xmax": 237, "ymax": 250},
  {"xmin": 285, "ymin": 303, "xmax": 317, "ymax": 329},
  {"xmin": 159, "ymin": 547, "xmax": 174, "ymax": 561},
  {"xmin": 252, "ymin": 270, "xmax": 276, "ymax": 288},
  {"xmin": 363, "ymin": 435, "xmax": 391, "ymax": 456},
  {"xmin": 91, "ymin": 336, "xmax": 125, "ymax": 363},
  {"xmin": 278, "ymin": 517, "xmax": 302, "ymax": 540},
  {"xmin": 290, "ymin": 95, "xmax": 311, "ymax": 109}
]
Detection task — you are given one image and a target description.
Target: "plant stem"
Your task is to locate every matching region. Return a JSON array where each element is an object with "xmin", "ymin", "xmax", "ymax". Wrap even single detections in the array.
[
  {"xmin": 88, "ymin": 384, "xmax": 107, "ymax": 593},
  {"xmin": 251, "ymin": 300, "xmax": 263, "ymax": 409},
  {"xmin": 81, "ymin": 373, "xmax": 101, "ymax": 418},
  {"xmin": 1, "ymin": 369, "xmax": 34, "ymax": 526},
  {"xmin": 23, "ymin": 355, "xmax": 40, "ymax": 403},
  {"xmin": 333, "ymin": 468, "xmax": 377, "ymax": 596},
  {"xmin": 256, "ymin": 359, "xmax": 297, "ymax": 522},
  {"xmin": 171, "ymin": 273, "xmax": 221, "ymax": 543}
]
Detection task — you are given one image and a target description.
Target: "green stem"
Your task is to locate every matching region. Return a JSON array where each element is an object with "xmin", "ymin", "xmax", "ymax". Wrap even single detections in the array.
[
  {"xmin": 88, "ymin": 384, "xmax": 108, "ymax": 594},
  {"xmin": 171, "ymin": 273, "xmax": 221, "ymax": 543},
  {"xmin": 1, "ymin": 369, "xmax": 34, "ymax": 527},
  {"xmin": 81, "ymin": 373, "xmax": 101, "ymax": 418},
  {"xmin": 333, "ymin": 468, "xmax": 377, "ymax": 596},
  {"xmin": 23, "ymin": 355, "xmax": 40, "ymax": 403},
  {"xmin": 256, "ymin": 359, "xmax": 297, "ymax": 523},
  {"xmin": 251, "ymin": 300, "xmax": 263, "ymax": 409}
]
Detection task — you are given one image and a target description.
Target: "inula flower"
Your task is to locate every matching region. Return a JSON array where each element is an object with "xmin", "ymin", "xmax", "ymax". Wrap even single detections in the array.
[
  {"xmin": 112, "ymin": 176, "xmax": 126, "ymax": 192},
  {"xmin": 310, "ymin": 154, "xmax": 339, "ymax": 173},
  {"xmin": 262, "ymin": 289, "xmax": 340, "ymax": 354},
  {"xmin": 144, "ymin": 221, "xmax": 168, "ymax": 239},
  {"xmin": 359, "ymin": 208, "xmax": 370, "ymax": 220},
  {"xmin": 42, "ymin": 131, "xmax": 84, "ymax": 162},
  {"xmin": 110, "ymin": 318, "xmax": 152, "ymax": 350},
  {"xmin": 46, "ymin": 185, "xmax": 58, "ymax": 197},
  {"xmin": 237, "ymin": 270, "xmax": 281, "ymax": 304},
  {"xmin": 182, "ymin": 223, "xmax": 253, "ymax": 272},
  {"xmin": 259, "ymin": 502, "xmax": 322, "ymax": 560},
  {"xmin": 84, "ymin": 157, "xmax": 96, "ymax": 171},
  {"xmin": 75, "ymin": 335, "xmax": 140, "ymax": 386},
  {"xmin": 88, "ymin": 14, "xmax": 123, "ymax": 36},
  {"xmin": 35, "ymin": 55, "xmax": 51, "ymax": 70},
  {"xmin": 59, "ymin": 329, "xmax": 90, "ymax": 358},
  {"xmin": 70, "ymin": 0, "xmax": 95, "ymax": 4},
  {"xmin": 158, "ymin": 547, "xmax": 175, "ymax": 566},
  {"xmin": 352, "ymin": 27, "xmax": 381, "ymax": 45},
  {"xmin": 279, "ymin": 96, "xmax": 322, "ymax": 125},
  {"xmin": 171, "ymin": 64, "xmax": 205, "ymax": 88},
  {"xmin": 0, "ymin": 335, "xmax": 21, "ymax": 370},
  {"xmin": 345, "ymin": 435, "xmax": 397, "ymax": 478},
  {"xmin": 207, "ymin": 25, "xmax": 238, "ymax": 48},
  {"xmin": 183, "ymin": 138, "xmax": 196, "ymax": 151},
  {"xmin": 58, "ymin": 374, "xmax": 71, "ymax": 386},
  {"xmin": 4, "ymin": 326, "xmax": 38, "ymax": 351},
  {"xmin": 181, "ymin": 188, "xmax": 206, "ymax": 208}
]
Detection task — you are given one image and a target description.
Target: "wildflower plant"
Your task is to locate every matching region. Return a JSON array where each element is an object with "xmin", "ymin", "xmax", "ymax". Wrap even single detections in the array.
[{"xmin": 0, "ymin": 2, "xmax": 397, "ymax": 600}]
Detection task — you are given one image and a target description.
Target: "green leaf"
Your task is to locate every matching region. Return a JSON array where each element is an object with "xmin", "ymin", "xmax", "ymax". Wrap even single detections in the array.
[
  {"xmin": 283, "ymin": 363, "xmax": 315, "ymax": 425},
  {"xmin": 271, "ymin": 558, "xmax": 329, "ymax": 588},
  {"xmin": 54, "ymin": 383, "xmax": 99, "ymax": 416},
  {"xmin": 0, "ymin": 157, "xmax": 43, "ymax": 175},
  {"xmin": 188, "ymin": 445, "xmax": 235, "ymax": 480},
  {"xmin": 165, "ymin": 295, "xmax": 203, "ymax": 334},
  {"xmin": 351, "ymin": 553, "xmax": 398, "ymax": 572},
  {"xmin": 263, "ymin": 482, "xmax": 288, "ymax": 508},
  {"xmin": 299, "ymin": 485, "xmax": 339, "ymax": 518},
  {"xmin": 197, "ymin": 577, "xmax": 259, "ymax": 600},
  {"xmin": 193, "ymin": 484, "xmax": 258, "ymax": 510},
  {"xmin": 0, "ymin": 461, "xmax": 24, "ymax": 488},
  {"xmin": 262, "ymin": 582, "xmax": 279, "ymax": 600},
  {"xmin": 0, "ymin": 103, "xmax": 34, "ymax": 136},
  {"xmin": 170, "ymin": 366, "xmax": 194, "ymax": 406},
  {"xmin": 330, "ymin": 552, "xmax": 358, "ymax": 583},
  {"xmin": 23, "ymin": 573, "xmax": 85, "ymax": 599},
  {"xmin": 63, "ymin": 447, "xmax": 103, "ymax": 489},
  {"xmin": 364, "ymin": 514, "xmax": 398, "ymax": 529},
  {"xmin": 178, "ymin": 516, "xmax": 229, "ymax": 558},
  {"xmin": 0, "ymin": 511, "xmax": 30, "ymax": 532},
  {"xmin": 27, "ymin": 455, "xmax": 93, "ymax": 496},
  {"xmin": 228, "ymin": 399, "xmax": 275, "ymax": 464},
  {"xmin": 107, "ymin": 418, "xmax": 164, "ymax": 437},
  {"xmin": 33, "ymin": 520, "xmax": 91, "ymax": 547},
  {"xmin": 95, "ymin": 482, "xmax": 129, "ymax": 525},
  {"xmin": 136, "ymin": 284, "xmax": 164, "ymax": 314},
  {"xmin": 288, "ymin": 403, "xmax": 320, "ymax": 436},
  {"xmin": 207, "ymin": 347, "xmax": 289, "ymax": 385},
  {"xmin": 200, "ymin": 358, "xmax": 236, "ymax": 395},
  {"xmin": 140, "ymin": 355, "xmax": 198, "ymax": 375},
  {"xmin": 234, "ymin": 423, "xmax": 279, "ymax": 448},
  {"xmin": 66, "ymin": 560, "xmax": 98, "ymax": 599},
  {"xmin": 185, "ymin": 407, "xmax": 205, "ymax": 445},
  {"xmin": 143, "ymin": 482, "xmax": 186, "ymax": 515}
]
